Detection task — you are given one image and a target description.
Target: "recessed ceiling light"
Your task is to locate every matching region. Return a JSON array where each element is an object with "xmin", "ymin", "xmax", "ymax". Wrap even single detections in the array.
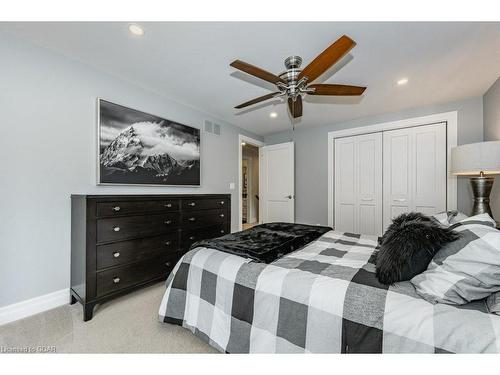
[
  {"xmin": 241, "ymin": 142, "xmax": 246, "ymax": 146},
  {"xmin": 270, "ymin": 112, "xmax": 278, "ymax": 118},
  {"xmin": 128, "ymin": 24, "xmax": 144, "ymax": 36},
  {"xmin": 397, "ymin": 78, "xmax": 408, "ymax": 86}
]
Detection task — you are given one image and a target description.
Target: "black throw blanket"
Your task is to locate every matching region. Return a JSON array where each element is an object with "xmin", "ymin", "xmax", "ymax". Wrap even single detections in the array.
[{"xmin": 190, "ymin": 222, "xmax": 332, "ymax": 263}]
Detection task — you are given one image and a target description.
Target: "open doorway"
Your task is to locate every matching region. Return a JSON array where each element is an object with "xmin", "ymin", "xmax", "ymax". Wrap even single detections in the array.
[{"xmin": 238, "ymin": 135, "xmax": 264, "ymax": 231}]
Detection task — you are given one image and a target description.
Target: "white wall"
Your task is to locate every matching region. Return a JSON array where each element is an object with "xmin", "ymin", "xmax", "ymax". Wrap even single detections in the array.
[
  {"xmin": 0, "ymin": 32, "xmax": 262, "ymax": 308},
  {"xmin": 265, "ymin": 97, "xmax": 484, "ymax": 226},
  {"xmin": 483, "ymin": 76, "xmax": 500, "ymax": 219}
]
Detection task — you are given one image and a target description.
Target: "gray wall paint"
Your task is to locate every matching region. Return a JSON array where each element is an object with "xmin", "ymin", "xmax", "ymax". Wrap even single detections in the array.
[
  {"xmin": 483, "ymin": 76, "xmax": 500, "ymax": 218},
  {"xmin": 0, "ymin": 32, "xmax": 262, "ymax": 307},
  {"xmin": 265, "ymin": 97, "xmax": 484, "ymax": 226}
]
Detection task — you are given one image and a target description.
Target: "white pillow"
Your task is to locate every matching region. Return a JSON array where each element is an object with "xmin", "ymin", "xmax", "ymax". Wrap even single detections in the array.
[{"xmin": 411, "ymin": 213, "xmax": 500, "ymax": 305}]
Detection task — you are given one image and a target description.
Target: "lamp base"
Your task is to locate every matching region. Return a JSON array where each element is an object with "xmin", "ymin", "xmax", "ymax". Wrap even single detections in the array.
[{"xmin": 470, "ymin": 176, "xmax": 494, "ymax": 219}]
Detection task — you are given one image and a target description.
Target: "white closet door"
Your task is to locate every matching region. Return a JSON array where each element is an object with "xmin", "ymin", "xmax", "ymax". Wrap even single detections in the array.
[
  {"xmin": 335, "ymin": 137, "xmax": 357, "ymax": 233},
  {"xmin": 383, "ymin": 123, "xmax": 447, "ymax": 229},
  {"xmin": 413, "ymin": 123, "xmax": 447, "ymax": 215},
  {"xmin": 335, "ymin": 133, "xmax": 382, "ymax": 235},
  {"xmin": 383, "ymin": 128, "xmax": 414, "ymax": 228},
  {"xmin": 357, "ymin": 133, "xmax": 383, "ymax": 236}
]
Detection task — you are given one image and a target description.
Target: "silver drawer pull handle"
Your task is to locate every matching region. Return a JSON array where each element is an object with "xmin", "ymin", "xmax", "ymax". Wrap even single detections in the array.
[
  {"xmin": 113, "ymin": 226, "xmax": 120, "ymax": 232},
  {"xmin": 165, "ymin": 241, "xmax": 171, "ymax": 246},
  {"xmin": 113, "ymin": 277, "xmax": 120, "ymax": 284},
  {"xmin": 189, "ymin": 236, "xmax": 195, "ymax": 240},
  {"xmin": 220, "ymin": 214, "xmax": 225, "ymax": 218},
  {"xmin": 165, "ymin": 262, "xmax": 172, "ymax": 267},
  {"xmin": 393, "ymin": 198, "xmax": 406, "ymax": 202},
  {"xmin": 165, "ymin": 220, "xmax": 172, "ymax": 225},
  {"xmin": 360, "ymin": 198, "xmax": 373, "ymax": 201},
  {"xmin": 220, "ymin": 201, "xmax": 225, "ymax": 205},
  {"xmin": 189, "ymin": 217, "xmax": 196, "ymax": 221},
  {"xmin": 165, "ymin": 203, "xmax": 172, "ymax": 208},
  {"xmin": 113, "ymin": 206, "xmax": 121, "ymax": 212},
  {"xmin": 189, "ymin": 202, "xmax": 196, "ymax": 206},
  {"xmin": 113, "ymin": 252, "xmax": 120, "ymax": 258}
]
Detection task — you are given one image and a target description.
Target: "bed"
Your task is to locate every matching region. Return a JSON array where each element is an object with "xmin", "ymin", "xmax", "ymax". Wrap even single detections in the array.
[{"xmin": 158, "ymin": 230, "xmax": 500, "ymax": 353}]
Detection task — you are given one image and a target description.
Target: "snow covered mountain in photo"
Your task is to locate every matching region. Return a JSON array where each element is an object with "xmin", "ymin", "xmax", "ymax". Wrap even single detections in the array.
[{"xmin": 99, "ymin": 122, "xmax": 200, "ymax": 185}]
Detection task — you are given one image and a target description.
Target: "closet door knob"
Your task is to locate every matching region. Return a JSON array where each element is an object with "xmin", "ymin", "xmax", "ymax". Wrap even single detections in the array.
[
  {"xmin": 165, "ymin": 220, "xmax": 172, "ymax": 225},
  {"xmin": 189, "ymin": 217, "xmax": 196, "ymax": 222},
  {"xmin": 113, "ymin": 277, "xmax": 120, "ymax": 284},
  {"xmin": 189, "ymin": 202, "xmax": 196, "ymax": 207},
  {"xmin": 165, "ymin": 261, "xmax": 172, "ymax": 267},
  {"xmin": 220, "ymin": 214, "xmax": 225, "ymax": 218},
  {"xmin": 220, "ymin": 230, "xmax": 225, "ymax": 234},
  {"xmin": 113, "ymin": 252, "xmax": 120, "ymax": 258},
  {"xmin": 165, "ymin": 203, "xmax": 172, "ymax": 208},
  {"xmin": 165, "ymin": 241, "xmax": 171, "ymax": 246},
  {"xmin": 285, "ymin": 195, "xmax": 293, "ymax": 199},
  {"xmin": 112, "ymin": 206, "xmax": 121, "ymax": 212},
  {"xmin": 189, "ymin": 236, "xmax": 195, "ymax": 240},
  {"xmin": 113, "ymin": 226, "xmax": 120, "ymax": 232},
  {"xmin": 220, "ymin": 201, "xmax": 225, "ymax": 205}
]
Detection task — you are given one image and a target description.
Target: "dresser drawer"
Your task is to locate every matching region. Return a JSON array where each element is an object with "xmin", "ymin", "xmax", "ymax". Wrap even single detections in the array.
[
  {"xmin": 182, "ymin": 224, "xmax": 228, "ymax": 250},
  {"xmin": 96, "ymin": 234, "xmax": 178, "ymax": 270},
  {"xmin": 96, "ymin": 213, "xmax": 178, "ymax": 243},
  {"xmin": 96, "ymin": 199, "xmax": 179, "ymax": 217},
  {"xmin": 96, "ymin": 254, "xmax": 179, "ymax": 297},
  {"xmin": 181, "ymin": 198, "xmax": 228, "ymax": 211},
  {"xmin": 181, "ymin": 209, "xmax": 227, "ymax": 229}
]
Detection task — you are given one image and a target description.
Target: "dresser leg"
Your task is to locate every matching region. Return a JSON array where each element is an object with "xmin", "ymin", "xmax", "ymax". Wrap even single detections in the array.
[
  {"xmin": 83, "ymin": 303, "xmax": 96, "ymax": 322},
  {"xmin": 70, "ymin": 294, "xmax": 78, "ymax": 305}
]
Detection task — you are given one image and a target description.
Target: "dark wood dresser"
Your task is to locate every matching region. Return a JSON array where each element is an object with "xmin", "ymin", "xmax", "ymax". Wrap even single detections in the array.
[{"xmin": 70, "ymin": 194, "xmax": 230, "ymax": 321}]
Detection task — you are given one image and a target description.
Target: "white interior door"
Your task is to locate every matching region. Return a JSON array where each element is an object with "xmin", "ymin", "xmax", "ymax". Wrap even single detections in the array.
[
  {"xmin": 357, "ymin": 133, "xmax": 383, "ymax": 236},
  {"xmin": 334, "ymin": 133, "xmax": 382, "ymax": 235},
  {"xmin": 383, "ymin": 123, "xmax": 447, "ymax": 229},
  {"xmin": 259, "ymin": 142, "xmax": 294, "ymax": 223},
  {"xmin": 383, "ymin": 128, "xmax": 414, "ymax": 229},
  {"xmin": 334, "ymin": 137, "xmax": 357, "ymax": 233}
]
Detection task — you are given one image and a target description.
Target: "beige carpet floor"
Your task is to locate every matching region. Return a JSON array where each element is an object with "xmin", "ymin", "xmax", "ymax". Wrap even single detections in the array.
[{"xmin": 0, "ymin": 282, "xmax": 217, "ymax": 353}]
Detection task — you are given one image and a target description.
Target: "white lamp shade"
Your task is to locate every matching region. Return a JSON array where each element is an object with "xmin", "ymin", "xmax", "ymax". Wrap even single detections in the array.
[{"xmin": 451, "ymin": 141, "xmax": 500, "ymax": 175}]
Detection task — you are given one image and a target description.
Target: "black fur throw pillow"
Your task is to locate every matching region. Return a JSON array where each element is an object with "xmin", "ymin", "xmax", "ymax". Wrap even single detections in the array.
[{"xmin": 375, "ymin": 212, "xmax": 460, "ymax": 285}]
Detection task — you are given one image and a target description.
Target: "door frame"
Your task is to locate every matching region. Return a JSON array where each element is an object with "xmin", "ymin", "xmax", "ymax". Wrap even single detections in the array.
[
  {"xmin": 238, "ymin": 135, "xmax": 265, "ymax": 231},
  {"xmin": 327, "ymin": 111, "xmax": 458, "ymax": 228}
]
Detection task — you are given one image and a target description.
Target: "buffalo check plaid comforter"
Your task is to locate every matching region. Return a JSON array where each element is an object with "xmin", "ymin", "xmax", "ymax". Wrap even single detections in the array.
[{"xmin": 159, "ymin": 231, "xmax": 500, "ymax": 353}]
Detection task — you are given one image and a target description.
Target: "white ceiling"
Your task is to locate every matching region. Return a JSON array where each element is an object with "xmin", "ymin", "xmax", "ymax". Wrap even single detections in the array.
[{"xmin": 2, "ymin": 22, "xmax": 500, "ymax": 135}]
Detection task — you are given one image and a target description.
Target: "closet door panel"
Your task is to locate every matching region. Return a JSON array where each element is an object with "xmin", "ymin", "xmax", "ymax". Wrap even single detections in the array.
[
  {"xmin": 357, "ymin": 133, "xmax": 383, "ymax": 236},
  {"xmin": 413, "ymin": 123, "xmax": 447, "ymax": 215},
  {"xmin": 383, "ymin": 129, "xmax": 413, "ymax": 229},
  {"xmin": 335, "ymin": 138, "xmax": 357, "ymax": 233}
]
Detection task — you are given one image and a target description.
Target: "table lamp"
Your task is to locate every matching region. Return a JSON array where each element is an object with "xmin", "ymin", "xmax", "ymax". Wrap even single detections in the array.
[{"xmin": 451, "ymin": 140, "xmax": 500, "ymax": 219}]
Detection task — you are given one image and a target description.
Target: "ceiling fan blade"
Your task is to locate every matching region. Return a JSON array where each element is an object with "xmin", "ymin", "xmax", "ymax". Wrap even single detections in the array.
[
  {"xmin": 307, "ymin": 84, "xmax": 366, "ymax": 96},
  {"xmin": 288, "ymin": 96, "xmax": 303, "ymax": 118},
  {"xmin": 298, "ymin": 35, "xmax": 356, "ymax": 83},
  {"xmin": 230, "ymin": 60, "xmax": 285, "ymax": 85},
  {"xmin": 234, "ymin": 92, "xmax": 281, "ymax": 109}
]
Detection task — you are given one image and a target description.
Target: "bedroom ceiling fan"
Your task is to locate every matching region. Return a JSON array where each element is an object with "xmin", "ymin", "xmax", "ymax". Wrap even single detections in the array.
[{"xmin": 230, "ymin": 35, "xmax": 366, "ymax": 119}]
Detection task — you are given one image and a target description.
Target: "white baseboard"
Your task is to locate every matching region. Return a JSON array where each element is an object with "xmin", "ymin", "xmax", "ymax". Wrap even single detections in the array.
[{"xmin": 0, "ymin": 288, "xmax": 69, "ymax": 326}]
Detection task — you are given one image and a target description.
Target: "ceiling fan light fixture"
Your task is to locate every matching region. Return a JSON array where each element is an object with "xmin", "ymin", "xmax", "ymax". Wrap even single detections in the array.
[{"xmin": 230, "ymin": 34, "xmax": 365, "ymax": 120}]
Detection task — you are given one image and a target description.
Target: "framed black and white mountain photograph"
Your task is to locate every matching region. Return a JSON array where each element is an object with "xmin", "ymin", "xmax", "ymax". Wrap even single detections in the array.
[{"xmin": 97, "ymin": 99, "xmax": 200, "ymax": 186}]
